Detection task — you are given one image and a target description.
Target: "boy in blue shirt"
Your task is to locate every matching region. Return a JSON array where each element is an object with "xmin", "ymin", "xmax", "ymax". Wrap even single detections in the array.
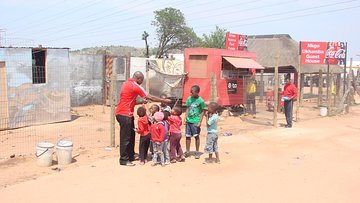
[
  {"xmin": 204, "ymin": 102, "xmax": 220, "ymax": 164},
  {"xmin": 183, "ymin": 85, "xmax": 206, "ymax": 159}
]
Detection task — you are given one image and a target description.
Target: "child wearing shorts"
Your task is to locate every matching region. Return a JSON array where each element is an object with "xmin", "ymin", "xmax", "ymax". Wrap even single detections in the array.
[
  {"xmin": 183, "ymin": 85, "xmax": 205, "ymax": 159},
  {"xmin": 204, "ymin": 102, "xmax": 220, "ymax": 164}
]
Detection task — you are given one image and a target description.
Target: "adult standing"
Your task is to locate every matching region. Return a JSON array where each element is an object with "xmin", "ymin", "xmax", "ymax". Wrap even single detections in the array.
[
  {"xmin": 282, "ymin": 74, "xmax": 298, "ymax": 128},
  {"xmin": 246, "ymin": 76, "xmax": 257, "ymax": 118},
  {"xmin": 116, "ymin": 71, "xmax": 171, "ymax": 166}
]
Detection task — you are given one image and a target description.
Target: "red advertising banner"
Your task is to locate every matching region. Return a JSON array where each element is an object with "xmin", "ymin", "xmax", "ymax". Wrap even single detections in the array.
[
  {"xmin": 325, "ymin": 42, "xmax": 346, "ymax": 65},
  {"xmin": 226, "ymin": 32, "xmax": 239, "ymax": 51},
  {"xmin": 238, "ymin": 34, "xmax": 248, "ymax": 51},
  {"xmin": 226, "ymin": 32, "xmax": 248, "ymax": 51},
  {"xmin": 300, "ymin": 41, "xmax": 347, "ymax": 65}
]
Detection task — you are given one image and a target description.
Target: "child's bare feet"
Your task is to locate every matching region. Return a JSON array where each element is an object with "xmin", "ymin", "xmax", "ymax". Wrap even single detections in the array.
[
  {"xmin": 161, "ymin": 163, "xmax": 166, "ymax": 167},
  {"xmin": 139, "ymin": 161, "xmax": 145, "ymax": 165},
  {"xmin": 178, "ymin": 156, "xmax": 185, "ymax": 162},
  {"xmin": 151, "ymin": 163, "xmax": 157, "ymax": 167},
  {"xmin": 203, "ymin": 157, "xmax": 214, "ymax": 164},
  {"xmin": 215, "ymin": 159, "xmax": 220, "ymax": 164},
  {"xmin": 170, "ymin": 159, "xmax": 177, "ymax": 164}
]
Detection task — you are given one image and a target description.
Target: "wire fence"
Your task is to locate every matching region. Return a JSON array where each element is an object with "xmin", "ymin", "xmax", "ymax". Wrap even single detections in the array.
[{"xmin": 0, "ymin": 49, "xmax": 114, "ymax": 159}]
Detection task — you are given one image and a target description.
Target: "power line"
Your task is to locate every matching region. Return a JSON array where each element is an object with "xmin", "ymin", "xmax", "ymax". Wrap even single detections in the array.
[
  {"xmin": 41, "ymin": 0, "xmax": 353, "ymax": 43},
  {"xmin": 46, "ymin": 4, "xmax": 360, "ymax": 49},
  {"xmin": 1, "ymin": 0, "xmax": 70, "ymax": 26},
  {"xmin": 8, "ymin": 0, "xmax": 105, "ymax": 34},
  {"xmin": 36, "ymin": 0, "xmax": 287, "ymax": 42}
]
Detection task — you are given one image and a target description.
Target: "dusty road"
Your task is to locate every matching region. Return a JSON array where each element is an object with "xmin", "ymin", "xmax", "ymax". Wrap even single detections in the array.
[{"xmin": 1, "ymin": 104, "xmax": 360, "ymax": 203}]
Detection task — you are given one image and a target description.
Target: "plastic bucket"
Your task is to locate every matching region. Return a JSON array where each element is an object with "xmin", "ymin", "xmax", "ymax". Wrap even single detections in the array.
[
  {"xmin": 36, "ymin": 142, "xmax": 54, "ymax": 167},
  {"xmin": 320, "ymin": 106, "xmax": 328, "ymax": 116},
  {"xmin": 56, "ymin": 140, "xmax": 73, "ymax": 165}
]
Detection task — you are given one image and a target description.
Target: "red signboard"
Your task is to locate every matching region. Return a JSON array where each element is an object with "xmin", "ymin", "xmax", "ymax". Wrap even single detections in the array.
[
  {"xmin": 300, "ymin": 41, "xmax": 347, "ymax": 65},
  {"xmin": 226, "ymin": 32, "xmax": 239, "ymax": 51},
  {"xmin": 226, "ymin": 32, "xmax": 248, "ymax": 51}
]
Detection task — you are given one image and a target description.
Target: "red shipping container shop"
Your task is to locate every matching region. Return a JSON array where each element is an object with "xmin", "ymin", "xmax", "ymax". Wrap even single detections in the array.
[{"xmin": 183, "ymin": 48, "xmax": 264, "ymax": 106}]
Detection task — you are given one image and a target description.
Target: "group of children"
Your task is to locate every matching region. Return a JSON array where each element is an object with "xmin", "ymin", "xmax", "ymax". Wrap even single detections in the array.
[{"xmin": 134, "ymin": 85, "xmax": 220, "ymax": 167}]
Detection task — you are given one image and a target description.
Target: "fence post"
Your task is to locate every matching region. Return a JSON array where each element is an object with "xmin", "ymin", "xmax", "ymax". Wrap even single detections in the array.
[
  {"xmin": 259, "ymin": 70, "xmax": 264, "ymax": 103},
  {"xmin": 273, "ymin": 49, "xmax": 280, "ymax": 127},
  {"xmin": 318, "ymin": 69, "xmax": 323, "ymax": 107},
  {"xmin": 109, "ymin": 56, "xmax": 117, "ymax": 148}
]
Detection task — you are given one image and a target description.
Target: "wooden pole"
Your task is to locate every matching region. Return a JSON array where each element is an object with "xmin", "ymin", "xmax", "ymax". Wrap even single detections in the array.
[
  {"xmin": 345, "ymin": 58, "xmax": 353, "ymax": 113},
  {"xmin": 260, "ymin": 70, "xmax": 264, "ymax": 103},
  {"xmin": 273, "ymin": 49, "xmax": 280, "ymax": 127},
  {"xmin": 334, "ymin": 74, "xmax": 341, "ymax": 106},
  {"xmin": 310, "ymin": 73, "xmax": 313, "ymax": 95},
  {"xmin": 109, "ymin": 56, "xmax": 117, "ymax": 147},
  {"xmin": 296, "ymin": 57, "xmax": 301, "ymax": 121},
  {"xmin": 146, "ymin": 59, "xmax": 150, "ymax": 93},
  {"xmin": 328, "ymin": 70, "xmax": 333, "ymax": 116},
  {"xmin": 326, "ymin": 62, "xmax": 330, "ymax": 114},
  {"xmin": 318, "ymin": 69, "xmax": 323, "ymax": 107}
]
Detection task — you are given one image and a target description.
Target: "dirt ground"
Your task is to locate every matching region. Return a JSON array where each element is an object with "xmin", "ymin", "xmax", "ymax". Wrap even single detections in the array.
[{"xmin": 1, "ymin": 94, "xmax": 360, "ymax": 203}]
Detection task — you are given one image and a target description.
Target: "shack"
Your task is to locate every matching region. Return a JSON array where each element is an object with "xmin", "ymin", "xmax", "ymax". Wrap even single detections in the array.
[
  {"xmin": 0, "ymin": 46, "xmax": 70, "ymax": 129},
  {"xmin": 183, "ymin": 48, "xmax": 264, "ymax": 106}
]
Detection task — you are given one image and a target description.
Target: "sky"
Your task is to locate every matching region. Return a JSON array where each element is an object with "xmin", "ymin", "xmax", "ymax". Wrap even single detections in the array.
[{"xmin": 0, "ymin": 0, "xmax": 359, "ymax": 58}]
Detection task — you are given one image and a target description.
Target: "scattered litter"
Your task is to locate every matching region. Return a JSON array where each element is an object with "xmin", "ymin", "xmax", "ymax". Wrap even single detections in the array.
[
  {"xmin": 223, "ymin": 132, "xmax": 232, "ymax": 136},
  {"xmin": 91, "ymin": 165, "xmax": 96, "ymax": 168},
  {"xmin": 104, "ymin": 147, "xmax": 112, "ymax": 151},
  {"xmin": 224, "ymin": 152, "xmax": 230, "ymax": 155},
  {"xmin": 51, "ymin": 167, "xmax": 61, "ymax": 172},
  {"xmin": 10, "ymin": 154, "xmax": 15, "ymax": 158},
  {"xmin": 72, "ymin": 153, "xmax": 80, "ymax": 159}
]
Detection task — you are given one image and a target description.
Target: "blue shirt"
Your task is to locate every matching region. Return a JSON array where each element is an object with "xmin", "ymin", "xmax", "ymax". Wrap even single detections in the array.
[{"xmin": 207, "ymin": 113, "xmax": 219, "ymax": 133}]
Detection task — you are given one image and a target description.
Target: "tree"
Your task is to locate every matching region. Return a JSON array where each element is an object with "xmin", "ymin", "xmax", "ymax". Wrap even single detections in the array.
[
  {"xmin": 152, "ymin": 7, "xmax": 199, "ymax": 58},
  {"xmin": 141, "ymin": 31, "xmax": 149, "ymax": 58},
  {"xmin": 200, "ymin": 26, "xmax": 227, "ymax": 49}
]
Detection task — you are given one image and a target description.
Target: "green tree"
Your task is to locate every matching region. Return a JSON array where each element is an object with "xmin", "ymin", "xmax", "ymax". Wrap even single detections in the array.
[
  {"xmin": 152, "ymin": 7, "xmax": 199, "ymax": 58},
  {"xmin": 200, "ymin": 26, "xmax": 227, "ymax": 48}
]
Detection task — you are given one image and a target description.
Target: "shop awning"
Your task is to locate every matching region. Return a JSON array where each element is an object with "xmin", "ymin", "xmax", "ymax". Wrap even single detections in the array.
[{"xmin": 223, "ymin": 56, "xmax": 264, "ymax": 69}]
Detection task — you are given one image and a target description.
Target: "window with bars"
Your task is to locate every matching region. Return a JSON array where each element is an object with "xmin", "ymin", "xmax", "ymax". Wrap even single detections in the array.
[{"xmin": 32, "ymin": 49, "xmax": 46, "ymax": 84}]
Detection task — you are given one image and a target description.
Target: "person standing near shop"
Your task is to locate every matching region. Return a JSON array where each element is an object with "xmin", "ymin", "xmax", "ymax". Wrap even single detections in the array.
[
  {"xmin": 246, "ymin": 75, "xmax": 257, "ymax": 118},
  {"xmin": 116, "ymin": 71, "xmax": 171, "ymax": 166},
  {"xmin": 282, "ymin": 74, "xmax": 298, "ymax": 128}
]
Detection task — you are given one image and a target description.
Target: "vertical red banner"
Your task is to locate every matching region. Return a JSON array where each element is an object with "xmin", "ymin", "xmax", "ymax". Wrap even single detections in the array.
[{"xmin": 225, "ymin": 32, "xmax": 239, "ymax": 51}]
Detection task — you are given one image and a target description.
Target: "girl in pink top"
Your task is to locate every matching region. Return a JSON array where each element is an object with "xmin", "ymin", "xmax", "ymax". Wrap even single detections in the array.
[{"xmin": 168, "ymin": 106, "xmax": 185, "ymax": 163}]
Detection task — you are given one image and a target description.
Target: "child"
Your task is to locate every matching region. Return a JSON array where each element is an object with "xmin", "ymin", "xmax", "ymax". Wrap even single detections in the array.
[
  {"xmin": 160, "ymin": 94, "xmax": 171, "ymax": 113},
  {"xmin": 135, "ymin": 106, "xmax": 151, "ymax": 165},
  {"xmin": 168, "ymin": 106, "xmax": 185, "ymax": 163},
  {"xmin": 204, "ymin": 102, "xmax": 220, "ymax": 164},
  {"xmin": 148, "ymin": 104, "xmax": 160, "ymax": 124},
  {"xmin": 151, "ymin": 112, "xmax": 166, "ymax": 167},
  {"xmin": 184, "ymin": 85, "xmax": 206, "ymax": 159},
  {"xmin": 148, "ymin": 104, "xmax": 160, "ymax": 156},
  {"xmin": 162, "ymin": 110, "xmax": 171, "ymax": 165}
]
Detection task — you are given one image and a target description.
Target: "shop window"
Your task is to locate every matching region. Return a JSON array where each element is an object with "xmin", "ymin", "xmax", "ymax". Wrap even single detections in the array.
[
  {"xmin": 32, "ymin": 49, "xmax": 46, "ymax": 84},
  {"xmin": 188, "ymin": 55, "xmax": 207, "ymax": 78}
]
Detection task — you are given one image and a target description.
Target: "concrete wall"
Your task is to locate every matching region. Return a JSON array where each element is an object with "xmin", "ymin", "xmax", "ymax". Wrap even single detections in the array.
[
  {"xmin": 0, "ymin": 47, "xmax": 71, "ymax": 129},
  {"xmin": 69, "ymin": 53, "xmax": 104, "ymax": 106}
]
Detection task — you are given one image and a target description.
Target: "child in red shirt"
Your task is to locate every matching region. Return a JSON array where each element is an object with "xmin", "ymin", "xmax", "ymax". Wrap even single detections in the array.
[
  {"xmin": 168, "ymin": 106, "xmax": 185, "ymax": 163},
  {"xmin": 151, "ymin": 112, "xmax": 166, "ymax": 167},
  {"xmin": 135, "ymin": 106, "xmax": 151, "ymax": 165}
]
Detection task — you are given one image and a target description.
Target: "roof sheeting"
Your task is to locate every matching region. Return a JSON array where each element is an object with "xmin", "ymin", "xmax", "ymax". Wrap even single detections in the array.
[{"xmin": 223, "ymin": 57, "xmax": 264, "ymax": 69}]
